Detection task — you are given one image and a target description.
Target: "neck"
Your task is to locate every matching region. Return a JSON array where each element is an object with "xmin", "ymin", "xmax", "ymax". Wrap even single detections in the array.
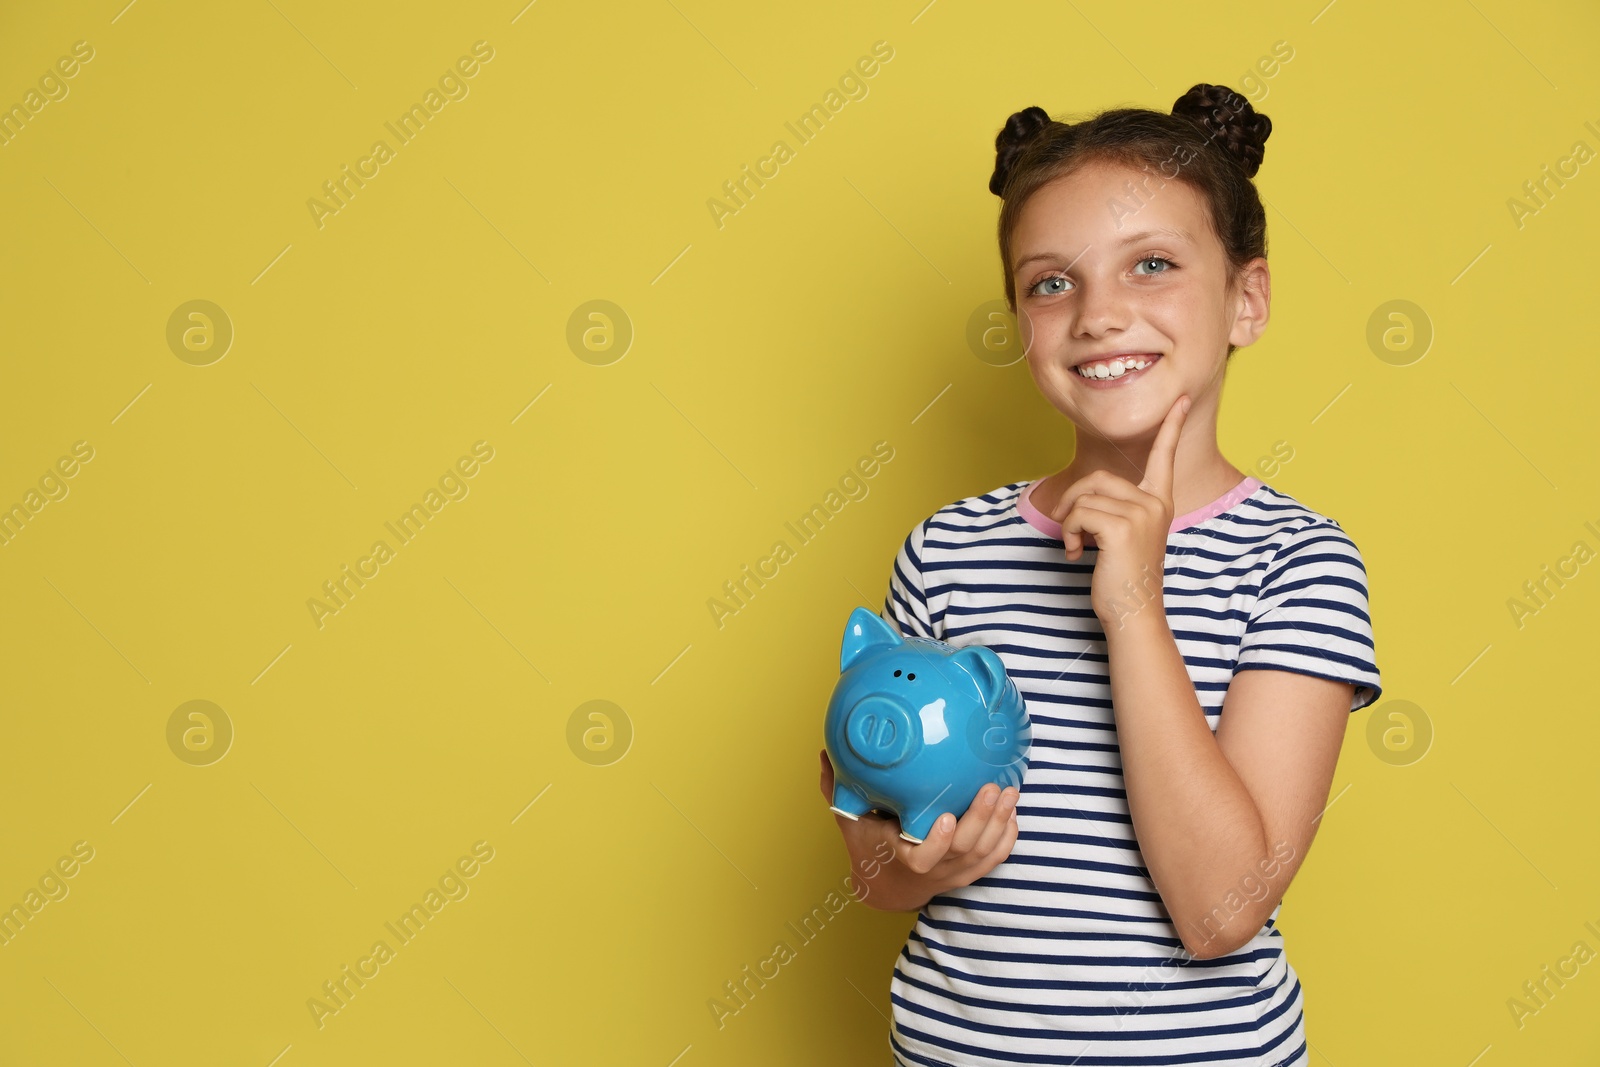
[{"xmin": 1047, "ymin": 414, "xmax": 1244, "ymax": 518}]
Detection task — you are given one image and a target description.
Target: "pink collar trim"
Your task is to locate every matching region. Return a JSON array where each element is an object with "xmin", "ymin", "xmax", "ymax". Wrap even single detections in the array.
[{"xmin": 1017, "ymin": 474, "xmax": 1264, "ymax": 539}]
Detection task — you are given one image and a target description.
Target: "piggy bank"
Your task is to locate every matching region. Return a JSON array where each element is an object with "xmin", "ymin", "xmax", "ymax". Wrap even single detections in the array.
[{"xmin": 823, "ymin": 606, "xmax": 1031, "ymax": 843}]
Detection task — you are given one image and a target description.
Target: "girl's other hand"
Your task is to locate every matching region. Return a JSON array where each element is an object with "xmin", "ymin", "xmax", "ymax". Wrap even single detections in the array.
[
  {"xmin": 1051, "ymin": 394, "xmax": 1190, "ymax": 626},
  {"xmin": 819, "ymin": 748, "xmax": 1020, "ymax": 912}
]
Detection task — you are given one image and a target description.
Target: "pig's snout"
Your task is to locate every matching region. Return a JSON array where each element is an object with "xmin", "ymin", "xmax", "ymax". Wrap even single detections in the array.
[{"xmin": 843, "ymin": 696, "xmax": 917, "ymax": 768}]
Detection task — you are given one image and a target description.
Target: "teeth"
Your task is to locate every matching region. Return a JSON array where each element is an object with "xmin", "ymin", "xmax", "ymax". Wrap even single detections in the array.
[{"xmin": 1076, "ymin": 355, "xmax": 1155, "ymax": 379}]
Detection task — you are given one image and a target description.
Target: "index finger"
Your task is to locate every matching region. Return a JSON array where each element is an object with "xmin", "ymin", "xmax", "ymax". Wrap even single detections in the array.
[{"xmin": 1138, "ymin": 394, "xmax": 1190, "ymax": 502}]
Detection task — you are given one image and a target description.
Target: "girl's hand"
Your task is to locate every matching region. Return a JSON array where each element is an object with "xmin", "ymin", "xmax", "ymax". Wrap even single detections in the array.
[
  {"xmin": 1047, "ymin": 395, "xmax": 1190, "ymax": 629},
  {"xmin": 819, "ymin": 748, "xmax": 1018, "ymax": 911}
]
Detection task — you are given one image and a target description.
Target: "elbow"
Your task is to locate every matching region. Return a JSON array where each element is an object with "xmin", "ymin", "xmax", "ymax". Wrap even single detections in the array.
[
  {"xmin": 1176, "ymin": 907, "xmax": 1258, "ymax": 960},
  {"xmin": 1182, "ymin": 932, "xmax": 1248, "ymax": 961}
]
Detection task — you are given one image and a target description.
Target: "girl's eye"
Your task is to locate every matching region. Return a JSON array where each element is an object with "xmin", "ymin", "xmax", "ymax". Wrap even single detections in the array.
[{"xmin": 1027, "ymin": 256, "xmax": 1175, "ymax": 297}]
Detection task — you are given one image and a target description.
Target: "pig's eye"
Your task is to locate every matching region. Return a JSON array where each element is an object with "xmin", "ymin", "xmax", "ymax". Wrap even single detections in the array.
[
  {"xmin": 893, "ymin": 670, "xmax": 902, "ymax": 677},
  {"xmin": 907, "ymin": 673, "xmax": 916, "ymax": 680}
]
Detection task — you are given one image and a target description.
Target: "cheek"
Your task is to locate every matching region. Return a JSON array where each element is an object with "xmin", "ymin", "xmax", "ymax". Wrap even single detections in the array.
[
  {"xmin": 1021, "ymin": 353, "xmax": 1047, "ymax": 390},
  {"xmin": 1023, "ymin": 349, "xmax": 1078, "ymax": 405},
  {"xmin": 1017, "ymin": 306, "xmax": 1069, "ymax": 376},
  {"xmin": 1136, "ymin": 289, "xmax": 1185, "ymax": 322},
  {"xmin": 1016, "ymin": 305, "xmax": 1036, "ymax": 354},
  {"xmin": 1130, "ymin": 306, "xmax": 1193, "ymax": 357},
  {"xmin": 1015, "ymin": 300, "xmax": 1065, "ymax": 357}
]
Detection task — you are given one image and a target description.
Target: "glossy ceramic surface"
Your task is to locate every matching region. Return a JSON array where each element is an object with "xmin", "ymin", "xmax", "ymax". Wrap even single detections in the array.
[{"xmin": 823, "ymin": 607, "xmax": 1031, "ymax": 843}]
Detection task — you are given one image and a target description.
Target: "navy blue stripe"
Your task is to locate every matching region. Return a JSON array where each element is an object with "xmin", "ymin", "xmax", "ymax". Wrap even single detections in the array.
[{"xmin": 894, "ymin": 964, "xmax": 1274, "ymax": 1013}]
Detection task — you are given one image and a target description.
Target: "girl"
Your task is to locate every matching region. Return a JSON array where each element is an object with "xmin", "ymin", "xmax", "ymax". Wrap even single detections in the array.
[{"xmin": 820, "ymin": 83, "xmax": 1383, "ymax": 1066}]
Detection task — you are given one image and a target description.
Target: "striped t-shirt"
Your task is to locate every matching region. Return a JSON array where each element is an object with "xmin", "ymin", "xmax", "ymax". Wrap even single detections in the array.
[{"xmin": 880, "ymin": 474, "xmax": 1382, "ymax": 1067}]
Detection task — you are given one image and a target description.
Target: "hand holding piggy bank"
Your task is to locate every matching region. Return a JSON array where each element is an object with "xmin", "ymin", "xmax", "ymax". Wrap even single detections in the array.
[{"xmin": 823, "ymin": 607, "xmax": 1031, "ymax": 843}]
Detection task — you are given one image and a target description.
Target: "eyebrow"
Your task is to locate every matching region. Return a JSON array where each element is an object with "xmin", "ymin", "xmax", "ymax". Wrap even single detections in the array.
[{"xmin": 1012, "ymin": 227, "xmax": 1195, "ymax": 273}]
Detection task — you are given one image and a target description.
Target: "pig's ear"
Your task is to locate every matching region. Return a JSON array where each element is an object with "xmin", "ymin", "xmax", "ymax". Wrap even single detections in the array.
[
  {"xmin": 841, "ymin": 606, "xmax": 903, "ymax": 672},
  {"xmin": 951, "ymin": 646, "xmax": 1007, "ymax": 705}
]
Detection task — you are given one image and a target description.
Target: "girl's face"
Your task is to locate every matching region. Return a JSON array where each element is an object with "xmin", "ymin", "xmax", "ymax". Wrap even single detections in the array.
[{"xmin": 1008, "ymin": 161, "xmax": 1266, "ymax": 443}]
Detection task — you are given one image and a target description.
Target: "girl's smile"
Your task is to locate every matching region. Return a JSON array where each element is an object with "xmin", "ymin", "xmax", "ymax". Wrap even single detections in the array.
[{"xmin": 1070, "ymin": 351, "xmax": 1162, "ymax": 387}]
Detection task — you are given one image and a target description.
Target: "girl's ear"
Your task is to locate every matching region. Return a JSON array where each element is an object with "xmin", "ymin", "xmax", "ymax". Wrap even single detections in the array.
[
  {"xmin": 840, "ymin": 606, "xmax": 903, "ymax": 672},
  {"xmin": 1228, "ymin": 258, "xmax": 1271, "ymax": 350}
]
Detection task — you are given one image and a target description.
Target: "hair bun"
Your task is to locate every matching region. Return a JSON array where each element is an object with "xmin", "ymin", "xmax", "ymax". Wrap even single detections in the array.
[
  {"xmin": 990, "ymin": 105, "xmax": 1054, "ymax": 197},
  {"xmin": 1170, "ymin": 84, "xmax": 1270, "ymax": 178}
]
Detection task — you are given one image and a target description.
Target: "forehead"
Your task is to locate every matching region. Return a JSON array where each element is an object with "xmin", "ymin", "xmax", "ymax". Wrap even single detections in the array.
[{"xmin": 1011, "ymin": 161, "xmax": 1213, "ymax": 265}]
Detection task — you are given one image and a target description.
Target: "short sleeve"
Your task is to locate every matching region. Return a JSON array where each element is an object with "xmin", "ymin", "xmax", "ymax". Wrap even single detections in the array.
[
  {"xmin": 1234, "ymin": 521, "xmax": 1382, "ymax": 713},
  {"xmin": 881, "ymin": 518, "xmax": 938, "ymax": 640}
]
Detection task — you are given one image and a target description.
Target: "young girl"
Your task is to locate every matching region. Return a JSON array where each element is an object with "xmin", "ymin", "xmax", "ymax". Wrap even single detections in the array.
[{"xmin": 820, "ymin": 83, "xmax": 1383, "ymax": 1066}]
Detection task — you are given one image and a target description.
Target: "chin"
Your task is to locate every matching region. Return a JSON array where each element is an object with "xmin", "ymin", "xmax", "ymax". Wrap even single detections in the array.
[
  {"xmin": 1093, "ymin": 412, "xmax": 1171, "ymax": 442},
  {"xmin": 1054, "ymin": 387, "xmax": 1175, "ymax": 439}
]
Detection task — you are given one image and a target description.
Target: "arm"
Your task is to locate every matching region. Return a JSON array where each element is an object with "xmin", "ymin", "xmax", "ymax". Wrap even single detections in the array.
[
  {"xmin": 1047, "ymin": 397, "xmax": 1373, "ymax": 960},
  {"xmin": 1104, "ymin": 613, "xmax": 1351, "ymax": 958}
]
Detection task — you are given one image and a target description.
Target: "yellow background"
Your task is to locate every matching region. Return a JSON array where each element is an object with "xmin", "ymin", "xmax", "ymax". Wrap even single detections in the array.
[{"xmin": 2, "ymin": 0, "xmax": 1597, "ymax": 1063}]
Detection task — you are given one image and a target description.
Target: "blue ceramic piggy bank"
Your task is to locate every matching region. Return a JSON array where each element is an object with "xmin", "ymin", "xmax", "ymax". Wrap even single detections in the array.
[{"xmin": 824, "ymin": 606, "xmax": 1031, "ymax": 843}]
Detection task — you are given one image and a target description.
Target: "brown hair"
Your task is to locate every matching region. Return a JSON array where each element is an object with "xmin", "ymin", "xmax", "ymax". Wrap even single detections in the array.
[{"xmin": 990, "ymin": 84, "xmax": 1272, "ymax": 354}]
